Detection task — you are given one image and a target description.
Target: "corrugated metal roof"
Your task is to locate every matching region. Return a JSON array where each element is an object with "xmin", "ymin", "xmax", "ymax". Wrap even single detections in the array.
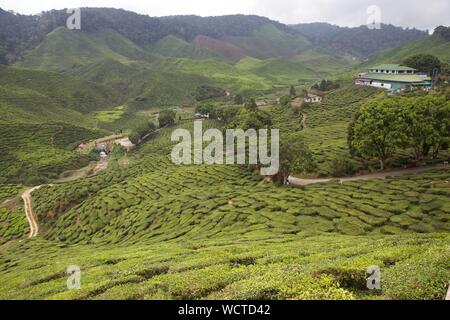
[
  {"xmin": 369, "ymin": 64, "xmax": 416, "ymax": 71},
  {"xmin": 360, "ymin": 73, "xmax": 431, "ymax": 83}
]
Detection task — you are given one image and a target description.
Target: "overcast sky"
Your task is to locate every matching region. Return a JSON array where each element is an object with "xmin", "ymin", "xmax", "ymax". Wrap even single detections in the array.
[{"xmin": 2, "ymin": 0, "xmax": 449, "ymax": 31}]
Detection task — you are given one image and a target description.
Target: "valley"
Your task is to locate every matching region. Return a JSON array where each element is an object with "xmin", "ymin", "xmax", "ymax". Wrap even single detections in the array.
[{"xmin": 0, "ymin": 7, "xmax": 449, "ymax": 301}]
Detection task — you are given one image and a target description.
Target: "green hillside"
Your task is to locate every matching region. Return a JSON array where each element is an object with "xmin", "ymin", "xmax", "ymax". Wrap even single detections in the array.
[
  {"xmin": 0, "ymin": 120, "xmax": 448, "ymax": 299},
  {"xmin": 0, "ymin": 123, "xmax": 104, "ymax": 184},
  {"xmin": 366, "ymin": 34, "xmax": 450, "ymax": 66},
  {"xmin": 151, "ymin": 57, "xmax": 272, "ymax": 94},
  {"xmin": 224, "ymin": 24, "xmax": 311, "ymax": 59},
  {"xmin": 1, "ymin": 8, "xmax": 449, "ymax": 302},
  {"xmin": 0, "ymin": 65, "xmax": 120, "ymax": 125},
  {"xmin": 15, "ymin": 27, "xmax": 155, "ymax": 72},
  {"xmin": 150, "ymin": 35, "xmax": 223, "ymax": 60}
]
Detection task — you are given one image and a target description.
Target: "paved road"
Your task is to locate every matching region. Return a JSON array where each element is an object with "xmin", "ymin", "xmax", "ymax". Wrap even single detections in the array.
[{"xmin": 288, "ymin": 164, "xmax": 449, "ymax": 186}]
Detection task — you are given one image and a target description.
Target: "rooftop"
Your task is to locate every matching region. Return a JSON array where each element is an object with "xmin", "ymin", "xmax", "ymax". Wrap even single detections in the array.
[
  {"xmin": 368, "ymin": 64, "xmax": 416, "ymax": 72},
  {"xmin": 359, "ymin": 73, "xmax": 431, "ymax": 83}
]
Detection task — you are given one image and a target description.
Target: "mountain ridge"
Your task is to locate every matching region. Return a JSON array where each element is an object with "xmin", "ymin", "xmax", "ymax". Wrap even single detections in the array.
[{"xmin": 0, "ymin": 7, "xmax": 431, "ymax": 64}]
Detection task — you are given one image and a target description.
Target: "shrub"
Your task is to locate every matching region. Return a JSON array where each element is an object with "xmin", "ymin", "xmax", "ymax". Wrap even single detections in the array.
[
  {"xmin": 330, "ymin": 157, "xmax": 356, "ymax": 177},
  {"xmin": 383, "ymin": 249, "xmax": 450, "ymax": 300}
]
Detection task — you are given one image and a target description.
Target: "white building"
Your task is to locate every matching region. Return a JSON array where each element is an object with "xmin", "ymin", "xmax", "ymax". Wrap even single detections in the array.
[{"xmin": 304, "ymin": 94, "xmax": 322, "ymax": 103}]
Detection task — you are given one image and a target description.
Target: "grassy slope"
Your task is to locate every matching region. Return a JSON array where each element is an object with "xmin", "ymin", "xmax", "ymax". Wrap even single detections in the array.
[
  {"xmin": 149, "ymin": 35, "xmax": 222, "ymax": 60},
  {"xmin": 0, "ymin": 65, "xmax": 120, "ymax": 125},
  {"xmin": 0, "ymin": 123, "xmax": 104, "ymax": 184},
  {"xmin": 12, "ymin": 24, "xmax": 354, "ymax": 104},
  {"xmin": 236, "ymin": 47, "xmax": 359, "ymax": 85},
  {"xmin": 289, "ymin": 85, "xmax": 381, "ymax": 176},
  {"xmin": 151, "ymin": 57, "xmax": 272, "ymax": 95},
  {"xmin": 0, "ymin": 63, "xmax": 121, "ymax": 184},
  {"xmin": 223, "ymin": 24, "xmax": 311, "ymax": 59},
  {"xmin": 364, "ymin": 34, "xmax": 450, "ymax": 66},
  {"xmin": 0, "ymin": 120, "xmax": 448, "ymax": 299},
  {"xmin": 69, "ymin": 58, "xmax": 214, "ymax": 108},
  {"xmin": 15, "ymin": 27, "xmax": 155, "ymax": 72}
]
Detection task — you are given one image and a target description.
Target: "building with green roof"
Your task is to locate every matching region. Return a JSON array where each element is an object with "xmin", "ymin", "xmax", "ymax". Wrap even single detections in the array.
[{"xmin": 355, "ymin": 64, "xmax": 432, "ymax": 92}]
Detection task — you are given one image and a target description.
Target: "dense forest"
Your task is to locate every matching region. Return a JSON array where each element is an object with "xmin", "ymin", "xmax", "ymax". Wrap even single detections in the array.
[
  {"xmin": 292, "ymin": 22, "xmax": 427, "ymax": 58},
  {"xmin": 0, "ymin": 7, "xmax": 432, "ymax": 64}
]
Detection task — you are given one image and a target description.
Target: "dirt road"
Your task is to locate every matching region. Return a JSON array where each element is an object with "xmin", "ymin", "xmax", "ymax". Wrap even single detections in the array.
[
  {"xmin": 21, "ymin": 186, "xmax": 43, "ymax": 238},
  {"xmin": 288, "ymin": 164, "xmax": 449, "ymax": 186}
]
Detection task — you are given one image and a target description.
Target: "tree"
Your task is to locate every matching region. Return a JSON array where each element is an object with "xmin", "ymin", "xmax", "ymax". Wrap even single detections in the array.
[
  {"xmin": 158, "ymin": 109, "xmax": 176, "ymax": 128},
  {"xmin": 279, "ymin": 95, "xmax": 291, "ymax": 107},
  {"xmin": 228, "ymin": 108, "xmax": 272, "ymax": 131},
  {"xmin": 403, "ymin": 96, "xmax": 443, "ymax": 160},
  {"xmin": 244, "ymin": 98, "xmax": 258, "ymax": 112},
  {"xmin": 349, "ymin": 99, "xmax": 408, "ymax": 170},
  {"xmin": 301, "ymin": 89, "xmax": 308, "ymax": 97},
  {"xmin": 429, "ymin": 96, "xmax": 450, "ymax": 158},
  {"xmin": 234, "ymin": 94, "xmax": 244, "ymax": 105},
  {"xmin": 404, "ymin": 54, "xmax": 442, "ymax": 76},
  {"xmin": 289, "ymin": 85, "xmax": 297, "ymax": 97},
  {"xmin": 128, "ymin": 132, "xmax": 140, "ymax": 145},
  {"xmin": 312, "ymin": 80, "xmax": 339, "ymax": 91},
  {"xmin": 271, "ymin": 134, "xmax": 316, "ymax": 185},
  {"xmin": 129, "ymin": 120, "xmax": 156, "ymax": 144},
  {"xmin": 216, "ymin": 105, "xmax": 240, "ymax": 123},
  {"xmin": 194, "ymin": 85, "xmax": 226, "ymax": 101},
  {"xmin": 195, "ymin": 104, "xmax": 217, "ymax": 118},
  {"xmin": 434, "ymin": 26, "xmax": 450, "ymax": 41}
]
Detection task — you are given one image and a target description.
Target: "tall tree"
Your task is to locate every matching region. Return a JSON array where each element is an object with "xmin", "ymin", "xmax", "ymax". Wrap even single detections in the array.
[
  {"xmin": 403, "ymin": 96, "xmax": 443, "ymax": 160},
  {"xmin": 279, "ymin": 95, "xmax": 292, "ymax": 107},
  {"xmin": 158, "ymin": 109, "xmax": 176, "ymax": 128},
  {"xmin": 234, "ymin": 94, "xmax": 244, "ymax": 105},
  {"xmin": 404, "ymin": 54, "xmax": 442, "ymax": 76},
  {"xmin": 289, "ymin": 85, "xmax": 297, "ymax": 97},
  {"xmin": 244, "ymin": 98, "xmax": 258, "ymax": 112},
  {"xmin": 349, "ymin": 99, "xmax": 408, "ymax": 170},
  {"xmin": 272, "ymin": 133, "xmax": 316, "ymax": 184}
]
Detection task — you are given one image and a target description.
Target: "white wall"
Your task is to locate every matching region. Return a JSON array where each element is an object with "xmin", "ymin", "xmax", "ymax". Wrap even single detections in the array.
[{"xmin": 371, "ymin": 82, "xmax": 392, "ymax": 89}]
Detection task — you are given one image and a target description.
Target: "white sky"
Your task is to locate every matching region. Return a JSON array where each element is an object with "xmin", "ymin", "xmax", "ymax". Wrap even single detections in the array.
[{"xmin": 1, "ymin": 0, "xmax": 449, "ymax": 31}]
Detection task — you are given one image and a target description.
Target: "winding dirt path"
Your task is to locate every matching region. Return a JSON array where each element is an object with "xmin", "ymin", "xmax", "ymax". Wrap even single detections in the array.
[
  {"xmin": 288, "ymin": 164, "xmax": 449, "ymax": 186},
  {"xmin": 21, "ymin": 186, "xmax": 43, "ymax": 238}
]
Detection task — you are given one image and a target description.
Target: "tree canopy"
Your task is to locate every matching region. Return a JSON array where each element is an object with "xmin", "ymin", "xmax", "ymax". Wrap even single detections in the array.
[
  {"xmin": 404, "ymin": 54, "xmax": 442, "ymax": 76},
  {"xmin": 349, "ymin": 95, "xmax": 450, "ymax": 169},
  {"xmin": 272, "ymin": 133, "xmax": 316, "ymax": 184},
  {"xmin": 312, "ymin": 79, "xmax": 340, "ymax": 91},
  {"xmin": 158, "ymin": 109, "xmax": 176, "ymax": 128}
]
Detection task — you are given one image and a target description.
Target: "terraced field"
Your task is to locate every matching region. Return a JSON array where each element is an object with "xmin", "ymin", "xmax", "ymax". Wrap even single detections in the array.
[
  {"xmin": 0, "ymin": 120, "xmax": 447, "ymax": 299},
  {"xmin": 0, "ymin": 123, "xmax": 104, "ymax": 184},
  {"xmin": 0, "ymin": 184, "xmax": 23, "ymax": 202},
  {"xmin": 297, "ymin": 85, "xmax": 450, "ymax": 176},
  {"xmin": 0, "ymin": 207, "xmax": 27, "ymax": 245},
  {"xmin": 0, "ymin": 232, "xmax": 448, "ymax": 300},
  {"xmin": 0, "ymin": 185, "xmax": 28, "ymax": 245},
  {"xmin": 0, "ymin": 103, "xmax": 448, "ymax": 300}
]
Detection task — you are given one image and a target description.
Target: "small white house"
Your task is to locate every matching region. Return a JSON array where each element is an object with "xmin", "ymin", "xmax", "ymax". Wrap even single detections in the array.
[
  {"xmin": 304, "ymin": 94, "xmax": 322, "ymax": 103},
  {"xmin": 115, "ymin": 138, "xmax": 135, "ymax": 152}
]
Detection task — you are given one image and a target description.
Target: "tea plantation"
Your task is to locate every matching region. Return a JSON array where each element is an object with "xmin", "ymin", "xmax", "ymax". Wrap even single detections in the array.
[
  {"xmin": 0, "ymin": 123, "xmax": 104, "ymax": 184},
  {"xmin": 0, "ymin": 119, "xmax": 448, "ymax": 300},
  {"xmin": 0, "ymin": 185, "xmax": 28, "ymax": 244}
]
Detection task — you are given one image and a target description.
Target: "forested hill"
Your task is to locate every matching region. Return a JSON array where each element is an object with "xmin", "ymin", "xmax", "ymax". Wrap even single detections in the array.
[
  {"xmin": 0, "ymin": 7, "xmax": 431, "ymax": 64},
  {"xmin": 0, "ymin": 8, "xmax": 302, "ymax": 64},
  {"xmin": 292, "ymin": 22, "xmax": 427, "ymax": 58}
]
